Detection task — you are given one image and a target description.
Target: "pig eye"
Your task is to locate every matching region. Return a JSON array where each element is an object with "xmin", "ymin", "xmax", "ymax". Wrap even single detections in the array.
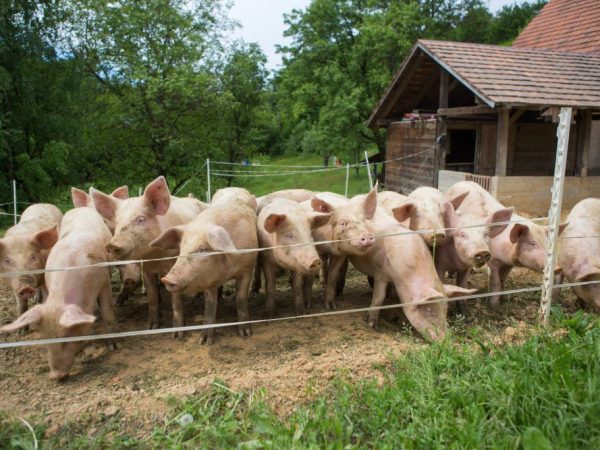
[
  {"xmin": 3, "ymin": 257, "xmax": 11, "ymax": 265},
  {"xmin": 285, "ymin": 232, "xmax": 294, "ymax": 240},
  {"xmin": 338, "ymin": 221, "xmax": 347, "ymax": 229},
  {"xmin": 135, "ymin": 215, "xmax": 146, "ymax": 225},
  {"xmin": 30, "ymin": 254, "xmax": 38, "ymax": 262},
  {"xmin": 529, "ymin": 241, "xmax": 536, "ymax": 247}
]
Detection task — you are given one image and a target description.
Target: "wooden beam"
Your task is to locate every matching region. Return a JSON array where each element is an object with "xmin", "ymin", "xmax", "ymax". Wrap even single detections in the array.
[
  {"xmin": 576, "ymin": 110, "xmax": 593, "ymax": 176},
  {"xmin": 438, "ymin": 105, "xmax": 496, "ymax": 116},
  {"xmin": 495, "ymin": 109, "xmax": 510, "ymax": 176},
  {"xmin": 509, "ymin": 108, "xmax": 526, "ymax": 126},
  {"xmin": 434, "ymin": 69, "xmax": 449, "ymax": 187}
]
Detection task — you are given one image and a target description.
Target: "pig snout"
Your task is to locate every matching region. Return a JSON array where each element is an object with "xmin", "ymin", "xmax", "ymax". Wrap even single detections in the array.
[
  {"xmin": 355, "ymin": 233, "xmax": 375, "ymax": 249},
  {"xmin": 161, "ymin": 276, "xmax": 184, "ymax": 293},
  {"xmin": 304, "ymin": 257, "xmax": 322, "ymax": 273},
  {"xmin": 17, "ymin": 286, "xmax": 37, "ymax": 301},
  {"xmin": 123, "ymin": 278, "xmax": 138, "ymax": 291},
  {"xmin": 106, "ymin": 242, "xmax": 125, "ymax": 259},
  {"xmin": 49, "ymin": 369, "xmax": 69, "ymax": 381},
  {"xmin": 473, "ymin": 251, "xmax": 491, "ymax": 267}
]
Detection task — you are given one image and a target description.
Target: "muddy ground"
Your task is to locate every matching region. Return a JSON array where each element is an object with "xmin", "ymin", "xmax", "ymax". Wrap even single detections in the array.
[{"xmin": 0, "ymin": 265, "xmax": 579, "ymax": 438}]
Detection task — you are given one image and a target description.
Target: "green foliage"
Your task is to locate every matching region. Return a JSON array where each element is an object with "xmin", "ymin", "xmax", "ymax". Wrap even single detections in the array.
[{"xmin": 1, "ymin": 313, "xmax": 599, "ymax": 448}]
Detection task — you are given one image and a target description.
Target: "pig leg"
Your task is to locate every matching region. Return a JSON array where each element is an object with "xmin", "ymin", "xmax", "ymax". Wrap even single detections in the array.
[
  {"xmin": 489, "ymin": 260, "xmax": 505, "ymax": 308},
  {"xmin": 320, "ymin": 255, "xmax": 328, "ymax": 289},
  {"xmin": 251, "ymin": 258, "xmax": 262, "ymax": 294},
  {"xmin": 200, "ymin": 287, "xmax": 219, "ymax": 345},
  {"xmin": 115, "ymin": 285, "xmax": 129, "ymax": 306},
  {"xmin": 99, "ymin": 280, "xmax": 120, "ymax": 351},
  {"xmin": 171, "ymin": 292, "xmax": 185, "ymax": 339},
  {"xmin": 144, "ymin": 269, "xmax": 161, "ymax": 329},
  {"xmin": 496, "ymin": 265, "xmax": 512, "ymax": 307},
  {"xmin": 15, "ymin": 294, "xmax": 29, "ymax": 335},
  {"xmin": 303, "ymin": 274, "xmax": 315, "ymax": 310},
  {"xmin": 552, "ymin": 272, "xmax": 563, "ymax": 303},
  {"xmin": 235, "ymin": 273, "xmax": 252, "ymax": 338},
  {"xmin": 366, "ymin": 277, "xmax": 388, "ymax": 329},
  {"xmin": 292, "ymin": 271, "xmax": 306, "ymax": 315},
  {"xmin": 263, "ymin": 260, "xmax": 278, "ymax": 319},
  {"xmin": 324, "ymin": 254, "xmax": 346, "ymax": 310},
  {"xmin": 456, "ymin": 269, "xmax": 471, "ymax": 314},
  {"xmin": 336, "ymin": 258, "xmax": 348, "ymax": 296}
]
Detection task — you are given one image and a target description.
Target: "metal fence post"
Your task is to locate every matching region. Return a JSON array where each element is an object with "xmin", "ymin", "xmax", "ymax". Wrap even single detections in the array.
[
  {"xmin": 364, "ymin": 151, "xmax": 373, "ymax": 190},
  {"xmin": 540, "ymin": 107, "xmax": 572, "ymax": 326},
  {"xmin": 12, "ymin": 180, "xmax": 17, "ymax": 225},
  {"xmin": 206, "ymin": 158, "xmax": 211, "ymax": 202},
  {"xmin": 345, "ymin": 163, "xmax": 350, "ymax": 197}
]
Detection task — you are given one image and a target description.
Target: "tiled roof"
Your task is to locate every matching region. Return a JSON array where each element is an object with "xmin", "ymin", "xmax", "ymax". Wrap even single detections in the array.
[
  {"xmin": 513, "ymin": 0, "xmax": 600, "ymax": 54},
  {"xmin": 367, "ymin": 39, "xmax": 600, "ymax": 128}
]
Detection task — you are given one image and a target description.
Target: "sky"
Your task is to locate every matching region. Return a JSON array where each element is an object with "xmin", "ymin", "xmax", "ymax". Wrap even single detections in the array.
[{"xmin": 229, "ymin": 0, "xmax": 534, "ymax": 71}]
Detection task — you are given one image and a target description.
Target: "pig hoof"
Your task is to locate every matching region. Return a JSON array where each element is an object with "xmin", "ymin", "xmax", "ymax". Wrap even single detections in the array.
[
  {"xmin": 147, "ymin": 321, "xmax": 159, "ymax": 330},
  {"xmin": 173, "ymin": 331, "xmax": 185, "ymax": 339},
  {"xmin": 18, "ymin": 327, "xmax": 29, "ymax": 336},
  {"xmin": 107, "ymin": 340, "xmax": 121, "ymax": 351},
  {"xmin": 200, "ymin": 335, "xmax": 214, "ymax": 345},
  {"xmin": 367, "ymin": 320, "xmax": 377, "ymax": 329},
  {"xmin": 238, "ymin": 325, "xmax": 252, "ymax": 338}
]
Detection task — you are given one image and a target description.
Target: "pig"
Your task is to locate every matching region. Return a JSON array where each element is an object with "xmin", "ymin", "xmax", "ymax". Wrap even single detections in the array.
[
  {"xmin": 151, "ymin": 187, "xmax": 258, "ymax": 344},
  {"xmin": 315, "ymin": 190, "xmax": 476, "ymax": 340},
  {"xmin": 383, "ymin": 187, "xmax": 469, "ymax": 248},
  {"xmin": 257, "ymin": 198, "xmax": 331, "ymax": 317},
  {"xmin": 557, "ymin": 198, "xmax": 600, "ymax": 311},
  {"xmin": 1, "ymin": 206, "xmax": 118, "ymax": 380},
  {"xmin": 0, "ymin": 204, "xmax": 62, "ymax": 323},
  {"xmin": 436, "ymin": 182, "xmax": 513, "ymax": 296},
  {"xmin": 256, "ymin": 189, "xmax": 314, "ymax": 213},
  {"xmin": 72, "ymin": 185, "xmax": 141, "ymax": 305},
  {"xmin": 91, "ymin": 176, "xmax": 207, "ymax": 331},
  {"xmin": 307, "ymin": 190, "xmax": 376, "ymax": 310},
  {"xmin": 253, "ymin": 189, "xmax": 314, "ymax": 293}
]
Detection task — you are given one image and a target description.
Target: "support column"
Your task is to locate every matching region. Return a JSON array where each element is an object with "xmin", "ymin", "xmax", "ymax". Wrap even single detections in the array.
[
  {"xmin": 576, "ymin": 110, "xmax": 592, "ymax": 176},
  {"xmin": 495, "ymin": 108, "xmax": 510, "ymax": 176},
  {"xmin": 434, "ymin": 69, "xmax": 449, "ymax": 188}
]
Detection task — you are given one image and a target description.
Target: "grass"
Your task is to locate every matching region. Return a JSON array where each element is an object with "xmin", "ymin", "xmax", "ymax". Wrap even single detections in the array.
[
  {"xmin": 178, "ymin": 153, "xmax": 374, "ymax": 199},
  {"xmin": 2, "ymin": 311, "xmax": 599, "ymax": 449}
]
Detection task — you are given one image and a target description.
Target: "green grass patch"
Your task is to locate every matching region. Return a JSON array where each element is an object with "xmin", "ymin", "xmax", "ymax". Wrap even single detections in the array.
[
  {"xmin": 204, "ymin": 154, "xmax": 374, "ymax": 198},
  {"xmin": 2, "ymin": 312, "xmax": 599, "ymax": 449}
]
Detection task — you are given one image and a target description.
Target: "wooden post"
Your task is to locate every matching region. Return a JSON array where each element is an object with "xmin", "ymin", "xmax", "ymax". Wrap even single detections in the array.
[
  {"xmin": 364, "ymin": 151, "xmax": 373, "ymax": 190},
  {"xmin": 495, "ymin": 109, "xmax": 510, "ymax": 176},
  {"xmin": 206, "ymin": 158, "xmax": 211, "ymax": 202},
  {"xmin": 576, "ymin": 110, "xmax": 592, "ymax": 176},
  {"xmin": 540, "ymin": 107, "xmax": 572, "ymax": 326},
  {"xmin": 12, "ymin": 180, "xmax": 17, "ymax": 225},
  {"xmin": 345, "ymin": 163, "xmax": 350, "ymax": 196},
  {"xmin": 434, "ymin": 69, "xmax": 449, "ymax": 188}
]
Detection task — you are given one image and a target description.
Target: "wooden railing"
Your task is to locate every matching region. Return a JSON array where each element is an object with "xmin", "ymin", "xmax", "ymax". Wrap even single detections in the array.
[{"xmin": 465, "ymin": 173, "xmax": 493, "ymax": 192}]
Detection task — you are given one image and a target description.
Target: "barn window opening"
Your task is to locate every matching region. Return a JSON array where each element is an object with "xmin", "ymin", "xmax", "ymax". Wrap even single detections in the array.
[{"xmin": 445, "ymin": 129, "xmax": 476, "ymax": 173}]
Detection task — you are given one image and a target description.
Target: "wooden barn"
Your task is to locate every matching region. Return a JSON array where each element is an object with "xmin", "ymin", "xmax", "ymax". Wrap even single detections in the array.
[{"xmin": 367, "ymin": 0, "xmax": 600, "ymax": 215}]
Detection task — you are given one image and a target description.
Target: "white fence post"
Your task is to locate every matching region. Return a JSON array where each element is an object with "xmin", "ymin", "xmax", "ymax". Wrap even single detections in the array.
[
  {"xmin": 540, "ymin": 107, "xmax": 572, "ymax": 326},
  {"xmin": 364, "ymin": 151, "xmax": 373, "ymax": 190},
  {"xmin": 345, "ymin": 163, "xmax": 350, "ymax": 197},
  {"xmin": 138, "ymin": 187, "xmax": 142, "ymax": 197},
  {"xmin": 12, "ymin": 180, "xmax": 17, "ymax": 225},
  {"xmin": 206, "ymin": 158, "xmax": 211, "ymax": 202}
]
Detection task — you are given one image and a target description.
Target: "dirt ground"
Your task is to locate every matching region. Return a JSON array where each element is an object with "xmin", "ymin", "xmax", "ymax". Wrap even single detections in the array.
[{"xmin": 0, "ymin": 265, "xmax": 579, "ymax": 438}]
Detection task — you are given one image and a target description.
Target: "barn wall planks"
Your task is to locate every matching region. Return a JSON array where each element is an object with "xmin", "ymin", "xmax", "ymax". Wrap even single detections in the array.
[{"xmin": 385, "ymin": 120, "xmax": 436, "ymax": 194}]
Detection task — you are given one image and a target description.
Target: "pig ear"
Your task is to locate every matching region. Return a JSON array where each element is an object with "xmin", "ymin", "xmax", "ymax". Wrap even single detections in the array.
[
  {"xmin": 363, "ymin": 186, "xmax": 378, "ymax": 220},
  {"xmin": 391, "ymin": 202, "xmax": 415, "ymax": 223},
  {"xmin": 264, "ymin": 214, "xmax": 287, "ymax": 233},
  {"xmin": 509, "ymin": 223, "xmax": 529, "ymax": 244},
  {"xmin": 150, "ymin": 226, "xmax": 183, "ymax": 251},
  {"xmin": 91, "ymin": 188, "xmax": 119, "ymax": 222},
  {"xmin": 1, "ymin": 305, "xmax": 45, "ymax": 332},
  {"xmin": 111, "ymin": 185, "xmax": 129, "ymax": 200},
  {"xmin": 59, "ymin": 304, "xmax": 96, "ymax": 328},
  {"xmin": 207, "ymin": 226, "xmax": 237, "ymax": 253},
  {"xmin": 71, "ymin": 187, "xmax": 90, "ymax": 208},
  {"xmin": 448, "ymin": 191, "xmax": 468, "ymax": 210},
  {"xmin": 442, "ymin": 202, "xmax": 459, "ymax": 230},
  {"xmin": 33, "ymin": 224, "xmax": 59, "ymax": 250},
  {"xmin": 309, "ymin": 212, "xmax": 332, "ymax": 229},
  {"xmin": 311, "ymin": 197, "xmax": 335, "ymax": 214},
  {"xmin": 144, "ymin": 176, "xmax": 171, "ymax": 216},
  {"xmin": 558, "ymin": 222, "xmax": 568, "ymax": 236},
  {"xmin": 443, "ymin": 285, "xmax": 478, "ymax": 298},
  {"xmin": 488, "ymin": 208, "xmax": 514, "ymax": 238}
]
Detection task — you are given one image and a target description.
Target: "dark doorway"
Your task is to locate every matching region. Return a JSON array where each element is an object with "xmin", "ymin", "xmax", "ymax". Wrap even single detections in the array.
[{"xmin": 446, "ymin": 129, "xmax": 476, "ymax": 173}]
